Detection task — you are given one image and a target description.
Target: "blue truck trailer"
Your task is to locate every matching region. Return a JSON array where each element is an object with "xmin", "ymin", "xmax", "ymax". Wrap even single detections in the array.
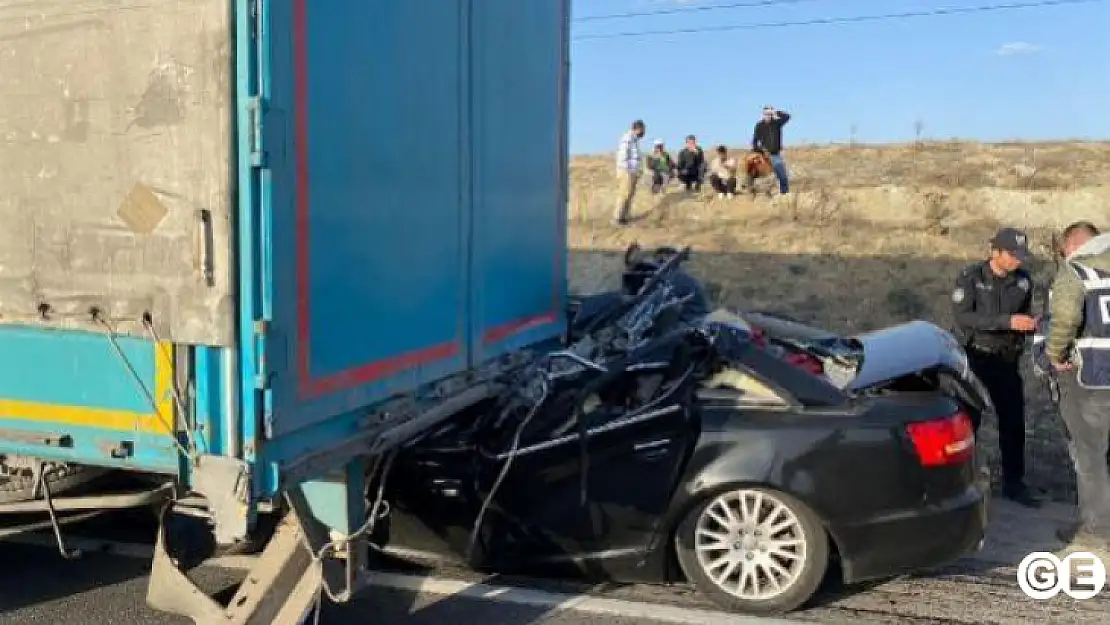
[{"xmin": 0, "ymin": 0, "xmax": 569, "ymax": 621}]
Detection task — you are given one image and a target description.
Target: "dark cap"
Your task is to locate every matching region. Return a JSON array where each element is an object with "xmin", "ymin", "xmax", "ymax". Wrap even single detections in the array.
[{"xmin": 991, "ymin": 227, "xmax": 1031, "ymax": 261}]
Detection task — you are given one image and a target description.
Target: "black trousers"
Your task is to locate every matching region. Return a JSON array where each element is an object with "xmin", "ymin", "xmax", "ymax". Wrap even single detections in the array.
[
  {"xmin": 968, "ymin": 351, "xmax": 1025, "ymax": 487},
  {"xmin": 677, "ymin": 171, "xmax": 701, "ymax": 191},
  {"xmin": 709, "ymin": 174, "xmax": 737, "ymax": 195},
  {"xmin": 651, "ymin": 171, "xmax": 670, "ymax": 193}
]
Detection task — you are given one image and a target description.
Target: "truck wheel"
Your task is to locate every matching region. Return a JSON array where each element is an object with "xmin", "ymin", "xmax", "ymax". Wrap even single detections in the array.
[
  {"xmin": 0, "ymin": 459, "xmax": 108, "ymax": 504},
  {"xmin": 674, "ymin": 486, "xmax": 828, "ymax": 616}
]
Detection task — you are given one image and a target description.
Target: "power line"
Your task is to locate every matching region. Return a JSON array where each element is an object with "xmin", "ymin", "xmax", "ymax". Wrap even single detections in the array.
[
  {"xmin": 574, "ymin": 0, "xmax": 824, "ymax": 23},
  {"xmin": 573, "ymin": 0, "xmax": 1106, "ymax": 41}
]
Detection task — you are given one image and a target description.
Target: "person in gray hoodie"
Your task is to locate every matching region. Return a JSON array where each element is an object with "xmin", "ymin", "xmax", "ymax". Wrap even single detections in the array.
[{"xmin": 1043, "ymin": 221, "xmax": 1110, "ymax": 551}]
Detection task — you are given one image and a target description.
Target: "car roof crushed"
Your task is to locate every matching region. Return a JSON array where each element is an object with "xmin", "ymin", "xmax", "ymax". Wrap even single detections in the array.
[{"xmin": 461, "ymin": 244, "xmax": 837, "ymax": 559}]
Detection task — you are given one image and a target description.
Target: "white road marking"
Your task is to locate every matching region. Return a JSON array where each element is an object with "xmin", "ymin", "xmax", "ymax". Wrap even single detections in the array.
[
  {"xmin": 4, "ymin": 533, "xmax": 811, "ymax": 623},
  {"xmin": 367, "ymin": 571, "xmax": 810, "ymax": 625}
]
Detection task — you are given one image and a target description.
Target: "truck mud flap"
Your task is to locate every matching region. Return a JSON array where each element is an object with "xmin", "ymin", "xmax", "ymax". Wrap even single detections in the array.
[{"xmin": 147, "ymin": 504, "xmax": 325, "ymax": 625}]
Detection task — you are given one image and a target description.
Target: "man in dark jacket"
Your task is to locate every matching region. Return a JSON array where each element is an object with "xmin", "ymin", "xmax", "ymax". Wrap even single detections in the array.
[
  {"xmin": 951, "ymin": 228, "xmax": 1042, "ymax": 508},
  {"xmin": 751, "ymin": 105, "xmax": 791, "ymax": 195},
  {"xmin": 675, "ymin": 135, "xmax": 706, "ymax": 192}
]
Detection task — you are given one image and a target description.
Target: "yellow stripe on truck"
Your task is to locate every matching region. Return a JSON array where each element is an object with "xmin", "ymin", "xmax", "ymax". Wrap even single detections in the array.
[{"xmin": 0, "ymin": 341, "xmax": 176, "ymax": 436}]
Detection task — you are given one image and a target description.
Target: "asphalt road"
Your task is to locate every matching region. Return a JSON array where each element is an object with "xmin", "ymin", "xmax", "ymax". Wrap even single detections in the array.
[{"xmin": 0, "ymin": 497, "xmax": 1107, "ymax": 625}]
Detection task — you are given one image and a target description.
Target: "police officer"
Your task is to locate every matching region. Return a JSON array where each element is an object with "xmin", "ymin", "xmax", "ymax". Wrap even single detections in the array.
[
  {"xmin": 952, "ymin": 227, "xmax": 1042, "ymax": 508},
  {"xmin": 1043, "ymin": 221, "xmax": 1110, "ymax": 550}
]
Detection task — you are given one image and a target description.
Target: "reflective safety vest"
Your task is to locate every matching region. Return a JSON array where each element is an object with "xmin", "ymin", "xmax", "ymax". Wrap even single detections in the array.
[{"xmin": 1071, "ymin": 261, "xmax": 1110, "ymax": 389}]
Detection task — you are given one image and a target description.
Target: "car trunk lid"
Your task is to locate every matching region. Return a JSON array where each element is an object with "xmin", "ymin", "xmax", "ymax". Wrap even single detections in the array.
[{"xmin": 848, "ymin": 321, "xmax": 970, "ymax": 393}]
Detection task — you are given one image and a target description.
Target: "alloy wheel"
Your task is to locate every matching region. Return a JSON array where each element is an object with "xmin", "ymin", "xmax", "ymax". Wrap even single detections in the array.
[{"xmin": 692, "ymin": 488, "xmax": 808, "ymax": 600}]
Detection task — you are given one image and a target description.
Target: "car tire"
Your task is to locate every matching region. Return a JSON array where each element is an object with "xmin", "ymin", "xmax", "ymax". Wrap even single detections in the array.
[{"xmin": 674, "ymin": 486, "xmax": 828, "ymax": 615}]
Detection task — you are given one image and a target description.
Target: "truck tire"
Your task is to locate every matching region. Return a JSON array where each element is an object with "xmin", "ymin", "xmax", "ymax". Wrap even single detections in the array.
[{"xmin": 0, "ymin": 460, "xmax": 108, "ymax": 504}]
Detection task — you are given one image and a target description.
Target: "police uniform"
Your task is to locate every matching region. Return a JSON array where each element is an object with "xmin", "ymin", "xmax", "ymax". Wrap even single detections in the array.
[{"xmin": 951, "ymin": 228, "xmax": 1040, "ymax": 506}]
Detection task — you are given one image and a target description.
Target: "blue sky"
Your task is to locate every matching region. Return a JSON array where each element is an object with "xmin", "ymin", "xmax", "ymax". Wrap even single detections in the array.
[{"xmin": 569, "ymin": 0, "xmax": 1110, "ymax": 154}]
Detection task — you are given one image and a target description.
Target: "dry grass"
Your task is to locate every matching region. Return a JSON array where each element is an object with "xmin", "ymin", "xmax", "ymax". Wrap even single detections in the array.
[
  {"xmin": 568, "ymin": 140, "xmax": 1110, "ymax": 499},
  {"xmin": 569, "ymin": 140, "xmax": 1110, "ymax": 333}
]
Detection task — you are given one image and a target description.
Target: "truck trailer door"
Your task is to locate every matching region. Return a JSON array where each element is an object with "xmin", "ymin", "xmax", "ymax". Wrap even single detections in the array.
[
  {"xmin": 467, "ymin": 0, "xmax": 570, "ymax": 362},
  {"xmin": 260, "ymin": 0, "xmax": 472, "ymax": 437}
]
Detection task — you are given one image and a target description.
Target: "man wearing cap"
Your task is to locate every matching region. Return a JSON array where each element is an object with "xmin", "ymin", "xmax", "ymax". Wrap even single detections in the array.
[
  {"xmin": 1042, "ymin": 221, "xmax": 1110, "ymax": 549},
  {"xmin": 951, "ymin": 227, "xmax": 1042, "ymax": 507}
]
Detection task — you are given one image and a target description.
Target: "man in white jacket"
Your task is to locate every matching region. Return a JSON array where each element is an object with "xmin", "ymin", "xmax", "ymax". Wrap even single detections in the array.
[{"xmin": 613, "ymin": 119, "xmax": 646, "ymax": 226}]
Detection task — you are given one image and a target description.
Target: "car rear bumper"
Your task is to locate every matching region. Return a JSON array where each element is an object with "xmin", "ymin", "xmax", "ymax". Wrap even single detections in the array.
[{"xmin": 833, "ymin": 480, "xmax": 989, "ymax": 584}]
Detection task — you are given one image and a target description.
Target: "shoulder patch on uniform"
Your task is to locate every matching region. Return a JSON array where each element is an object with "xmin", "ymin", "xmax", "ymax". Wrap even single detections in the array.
[
  {"xmin": 1017, "ymin": 277, "xmax": 1030, "ymax": 291},
  {"xmin": 952, "ymin": 287, "xmax": 965, "ymax": 303}
]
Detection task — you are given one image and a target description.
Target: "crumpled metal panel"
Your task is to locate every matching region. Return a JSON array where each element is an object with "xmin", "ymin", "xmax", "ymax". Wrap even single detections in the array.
[{"xmin": 0, "ymin": 0, "xmax": 234, "ymax": 345}]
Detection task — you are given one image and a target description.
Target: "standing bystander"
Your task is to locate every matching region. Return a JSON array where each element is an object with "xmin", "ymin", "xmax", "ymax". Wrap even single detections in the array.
[
  {"xmin": 1042, "ymin": 221, "xmax": 1110, "ymax": 550},
  {"xmin": 613, "ymin": 119, "xmax": 646, "ymax": 226},
  {"xmin": 751, "ymin": 105, "xmax": 792, "ymax": 195}
]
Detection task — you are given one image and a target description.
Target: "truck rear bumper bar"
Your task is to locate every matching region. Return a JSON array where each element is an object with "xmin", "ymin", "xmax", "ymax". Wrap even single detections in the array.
[
  {"xmin": 0, "ymin": 482, "xmax": 174, "ymax": 514},
  {"xmin": 147, "ymin": 486, "xmax": 367, "ymax": 625}
]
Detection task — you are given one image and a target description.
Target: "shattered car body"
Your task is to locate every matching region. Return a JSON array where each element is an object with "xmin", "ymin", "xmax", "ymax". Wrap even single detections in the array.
[{"xmin": 376, "ymin": 245, "xmax": 991, "ymax": 615}]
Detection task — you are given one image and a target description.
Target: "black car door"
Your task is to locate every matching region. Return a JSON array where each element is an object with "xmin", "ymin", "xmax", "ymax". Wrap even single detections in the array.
[
  {"xmin": 478, "ymin": 366, "xmax": 694, "ymax": 565},
  {"xmin": 579, "ymin": 377, "xmax": 693, "ymax": 554},
  {"xmin": 476, "ymin": 424, "xmax": 600, "ymax": 564}
]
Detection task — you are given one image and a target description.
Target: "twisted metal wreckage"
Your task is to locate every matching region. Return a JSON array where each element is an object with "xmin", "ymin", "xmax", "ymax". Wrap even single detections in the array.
[{"xmin": 0, "ymin": 243, "xmax": 992, "ymax": 621}]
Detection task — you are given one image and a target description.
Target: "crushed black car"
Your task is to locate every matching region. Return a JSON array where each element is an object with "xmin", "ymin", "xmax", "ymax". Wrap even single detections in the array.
[{"xmin": 374, "ymin": 244, "xmax": 992, "ymax": 615}]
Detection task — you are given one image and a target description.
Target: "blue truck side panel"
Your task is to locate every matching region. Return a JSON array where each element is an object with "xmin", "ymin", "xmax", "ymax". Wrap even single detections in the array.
[
  {"xmin": 0, "ymin": 328, "xmax": 157, "ymax": 412},
  {"xmin": 236, "ymin": 0, "xmax": 264, "ymax": 472},
  {"xmin": 193, "ymin": 346, "xmax": 237, "ymax": 458},
  {"xmin": 0, "ymin": 327, "xmax": 180, "ymax": 473},
  {"xmin": 262, "ymin": 0, "xmax": 472, "ymax": 439},
  {"xmin": 469, "ymin": 0, "xmax": 570, "ymax": 361},
  {"xmin": 259, "ymin": 0, "xmax": 568, "ymax": 446}
]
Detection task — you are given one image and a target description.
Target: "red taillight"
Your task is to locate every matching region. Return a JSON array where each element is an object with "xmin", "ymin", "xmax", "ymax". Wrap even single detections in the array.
[
  {"xmin": 784, "ymin": 351, "xmax": 824, "ymax": 375},
  {"xmin": 906, "ymin": 410, "xmax": 975, "ymax": 467},
  {"xmin": 749, "ymin": 327, "xmax": 824, "ymax": 375}
]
